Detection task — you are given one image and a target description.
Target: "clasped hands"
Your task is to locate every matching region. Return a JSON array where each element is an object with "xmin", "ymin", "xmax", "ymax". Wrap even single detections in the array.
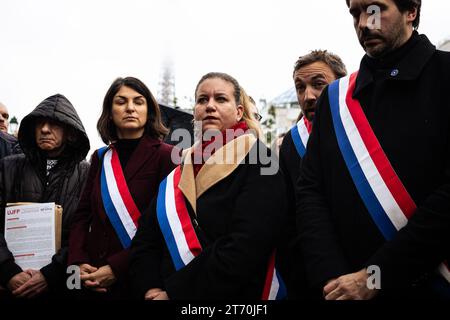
[
  {"xmin": 7, "ymin": 269, "xmax": 48, "ymax": 298},
  {"xmin": 79, "ymin": 263, "xmax": 117, "ymax": 293}
]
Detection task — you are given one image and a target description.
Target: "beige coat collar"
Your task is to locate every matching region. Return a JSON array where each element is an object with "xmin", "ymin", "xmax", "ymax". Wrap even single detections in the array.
[{"xmin": 178, "ymin": 134, "xmax": 257, "ymax": 214}]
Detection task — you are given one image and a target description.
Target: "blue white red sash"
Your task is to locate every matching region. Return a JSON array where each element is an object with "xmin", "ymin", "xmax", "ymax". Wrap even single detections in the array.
[
  {"xmin": 328, "ymin": 72, "xmax": 450, "ymax": 282},
  {"xmin": 156, "ymin": 166, "xmax": 202, "ymax": 270},
  {"xmin": 291, "ymin": 116, "xmax": 311, "ymax": 158},
  {"xmin": 157, "ymin": 166, "xmax": 287, "ymax": 299},
  {"xmin": 98, "ymin": 146, "xmax": 140, "ymax": 248},
  {"xmin": 261, "ymin": 251, "xmax": 287, "ymax": 300}
]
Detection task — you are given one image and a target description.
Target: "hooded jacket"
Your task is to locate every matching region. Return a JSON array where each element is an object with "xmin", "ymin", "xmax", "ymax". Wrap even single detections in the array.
[{"xmin": 0, "ymin": 94, "xmax": 90, "ymax": 291}]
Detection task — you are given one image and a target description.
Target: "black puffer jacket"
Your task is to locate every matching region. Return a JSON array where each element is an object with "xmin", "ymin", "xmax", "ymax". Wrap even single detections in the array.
[
  {"xmin": 0, "ymin": 131, "xmax": 21, "ymax": 159},
  {"xmin": 0, "ymin": 94, "xmax": 90, "ymax": 291}
]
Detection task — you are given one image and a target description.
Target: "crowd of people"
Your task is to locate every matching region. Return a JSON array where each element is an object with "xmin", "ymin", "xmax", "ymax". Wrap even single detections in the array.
[{"xmin": 0, "ymin": 0, "xmax": 449, "ymax": 300}]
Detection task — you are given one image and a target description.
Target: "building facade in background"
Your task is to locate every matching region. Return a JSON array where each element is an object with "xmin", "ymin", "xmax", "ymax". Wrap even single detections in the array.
[{"xmin": 262, "ymin": 87, "xmax": 300, "ymax": 138}]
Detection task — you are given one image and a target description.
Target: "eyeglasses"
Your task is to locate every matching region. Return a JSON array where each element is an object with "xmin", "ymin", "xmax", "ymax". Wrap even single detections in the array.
[{"xmin": 253, "ymin": 113, "xmax": 262, "ymax": 122}]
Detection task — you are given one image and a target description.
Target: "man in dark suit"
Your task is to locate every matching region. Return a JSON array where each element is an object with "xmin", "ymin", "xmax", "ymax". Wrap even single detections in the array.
[
  {"xmin": 297, "ymin": 0, "xmax": 450, "ymax": 299},
  {"xmin": 278, "ymin": 50, "xmax": 346, "ymax": 299}
]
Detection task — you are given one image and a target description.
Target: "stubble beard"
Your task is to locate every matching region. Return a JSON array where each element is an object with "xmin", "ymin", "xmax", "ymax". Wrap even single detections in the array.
[{"xmin": 360, "ymin": 17, "xmax": 409, "ymax": 59}]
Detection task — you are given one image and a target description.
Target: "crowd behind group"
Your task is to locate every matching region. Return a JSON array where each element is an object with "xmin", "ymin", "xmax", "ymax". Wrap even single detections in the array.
[{"xmin": 1, "ymin": 0, "xmax": 450, "ymax": 300}]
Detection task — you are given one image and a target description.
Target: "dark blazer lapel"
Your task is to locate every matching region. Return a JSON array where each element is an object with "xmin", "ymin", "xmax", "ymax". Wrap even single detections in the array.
[{"xmin": 123, "ymin": 135, "xmax": 161, "ymax": 182}]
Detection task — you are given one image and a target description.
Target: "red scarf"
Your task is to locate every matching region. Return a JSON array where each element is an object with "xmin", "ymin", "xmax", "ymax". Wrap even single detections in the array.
[{"xmin": 192, "ymin": 121, "xmax": 249, "ymax": 177}]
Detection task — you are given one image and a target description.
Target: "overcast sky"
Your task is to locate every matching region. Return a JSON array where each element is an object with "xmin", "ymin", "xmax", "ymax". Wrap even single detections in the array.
[{"xmin": 1, "ymin": 0, "xmax": 449, "ymax": 151}]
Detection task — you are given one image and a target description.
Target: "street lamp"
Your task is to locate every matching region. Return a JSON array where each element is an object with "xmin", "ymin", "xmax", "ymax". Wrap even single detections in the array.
[{"xmin": 9, "ymin": 116, "xmax": 18, "ymax": 136}]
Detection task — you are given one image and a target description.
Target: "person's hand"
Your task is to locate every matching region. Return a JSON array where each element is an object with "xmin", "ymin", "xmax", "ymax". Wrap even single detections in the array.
[
  {"xmin": 144, "ymin": 288, "xmax": 169, "ymax": 300},
  {"xmin": 153, "ymin": 291, "xmax": 169, "ymax": 300},
  {"xmin": 323, "ymin": 277, "xmax": 338, "ymax": 295},
  {"xmin": 12, "ymin": 270, "xmax": 48, "ymax": 298},
  {"xmin": 78, "ymin": 263, "xmax": 105, "ymax": 293},
  {"xmin": 80, "ymin": 265, "xmax": 116, "ymax": 293},
  {"xmin": 323, "ymin": 269, "xmax": 378, "ymax": 300},
  {"xmin": 79, "ymin": 263, "xmax": 98, "ymax": 276},
  {"xmin": 7, "ymin": 271, "xmax": 31, "ymax": 292}
]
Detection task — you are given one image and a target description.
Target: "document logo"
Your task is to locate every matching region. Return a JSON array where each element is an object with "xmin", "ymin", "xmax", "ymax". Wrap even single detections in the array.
[{"xmin": 66, "ymin": 265, "xmax": 81, "ymax": 290}]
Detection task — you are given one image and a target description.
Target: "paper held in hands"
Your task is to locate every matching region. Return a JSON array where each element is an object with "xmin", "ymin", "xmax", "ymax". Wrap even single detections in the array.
[{"xmin": 4, "ymin": 202, "xmax": 62, "ymax": 270}]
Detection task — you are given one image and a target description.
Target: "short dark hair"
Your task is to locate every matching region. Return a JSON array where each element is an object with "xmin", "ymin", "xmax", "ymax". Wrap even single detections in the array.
[
  {"xmin": 195, "ymin": 72, "xmax": 241, "ymax": 105},
  {"xmin": 293, "ymin": 50, "xmax": 347, "ymax": 79},
  {"xmin": 97, "ymin": 77, "xmax": 168, "ymax": 144},
  {"xmin": 345, "ymin": 0, "xmax": 421, "ymax": 29}
]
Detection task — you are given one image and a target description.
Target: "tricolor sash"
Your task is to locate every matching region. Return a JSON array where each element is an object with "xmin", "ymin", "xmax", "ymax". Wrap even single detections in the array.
[
  {"xmin": 156, "ymin": 166, "xmax": 287, "ymax": 299},
  {"xmin": 328, "ymin": 72, "xmax": 450, "ymax": 283},
  {"xmin": 291, "ymin": 116, "xmax": 312, "ymax": 158},
  {"xmin": 156, "ymin": 166, "xmax": 202, "ymax": 270},
  {"xmin": 261, "ymin": 251, "xmax": 287, "ymax": 300},
  {"xmin": 99, "ymin": 146, "xmax": 141, "ymax": 248}
]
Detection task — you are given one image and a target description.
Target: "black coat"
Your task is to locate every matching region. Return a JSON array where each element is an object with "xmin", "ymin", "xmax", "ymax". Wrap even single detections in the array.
[
  {"xmin": 130, "ymin": 136, "xmax": 287, "ymax": 300},
  {"xmin": 296, "ymin": 32, "xmax": 450, "ymax": 297},
  {"xmin": 0, "ymin": 131, "xmax": 20, "ymax": 160},
  {"xmin": 0, "ymin": 94, "xmax": 90, "ymax": 290},
  {"xmin": 278, "ymin": 129, "xmax": 310, "ymax": 299}
]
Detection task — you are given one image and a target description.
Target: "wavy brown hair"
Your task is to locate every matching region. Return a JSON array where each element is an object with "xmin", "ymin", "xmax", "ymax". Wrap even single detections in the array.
[
  {"xmin": 97, "ymin": 77, "xmax": 168, "ymax": 144},
  {"xmin": 293, "ymin": 50, "xmax": 347, "ymax": 79}
]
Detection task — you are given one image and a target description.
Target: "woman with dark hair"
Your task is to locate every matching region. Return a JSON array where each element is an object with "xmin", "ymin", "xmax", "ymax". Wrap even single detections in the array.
[
  {"xmin": 68, "ymin": 77, "xmax": 177, "ymax": 298},
  {"xmin": 130, "ymin": 72, "xmax": 287, "ymax": 300}
]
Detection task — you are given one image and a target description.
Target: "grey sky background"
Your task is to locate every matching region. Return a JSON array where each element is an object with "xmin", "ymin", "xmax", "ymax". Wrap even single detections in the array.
[{"xmin": 1, "ymin": 0, "xmax": 449, "ymax": 152}]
